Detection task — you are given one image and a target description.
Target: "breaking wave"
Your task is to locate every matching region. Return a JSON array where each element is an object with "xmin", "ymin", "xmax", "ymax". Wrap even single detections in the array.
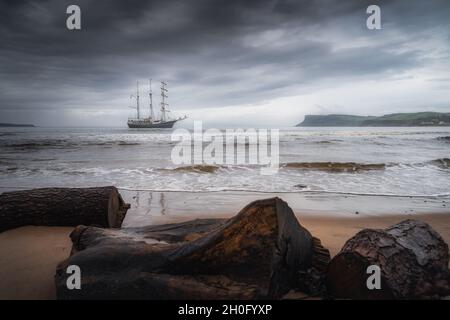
[
  {"xmin": 1, "ymin": 139, "xmax": 141, "ymax": 149},
  {"xmin": 115, "ymin": 187, "xmax": 450, "ymax": 199},
  {"xmin": 437, "ymin": 136, "xmax": 450, "ymax": 142},
  {"xmin": 4, "ymin": 140, "xmax": 71, "ymax": 149},
  {"xmin": 282, "ymin": 162, "xmax": 386, "ymax": 172},
  {"xmin": 163, "ymin": 165, "xmax": 222, "ymax": 173},
  {"xmin": 428, "ymin": 158, "xmax": 450, "ymax": 169}
]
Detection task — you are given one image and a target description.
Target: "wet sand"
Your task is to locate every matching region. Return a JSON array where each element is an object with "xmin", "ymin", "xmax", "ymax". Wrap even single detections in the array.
[
  {"xmin": 119, "ymin": 190, "xmax": 450, "ymax": 228},
  {"xmin": 0, "ymin": 191, "xmax": 449, "ymax": 299}
]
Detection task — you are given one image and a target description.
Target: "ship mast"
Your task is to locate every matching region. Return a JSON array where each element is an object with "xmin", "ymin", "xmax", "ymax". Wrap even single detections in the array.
[
  {"xmin": 149, "ymin": 79, "xmax": 154, "ymax": 120},
  {"xmin": 160, "ymin": 81, "xmax": 168, "ymax": 122},
  {"xmin": 136, "ymin": 80, "xmax": 140, "ymax": 119}
]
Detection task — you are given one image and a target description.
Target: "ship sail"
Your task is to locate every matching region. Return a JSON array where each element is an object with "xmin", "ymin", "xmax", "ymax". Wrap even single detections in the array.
[
  {"xmin": 149, "ymin": 79, "xmax": 155, "ymax": 120},
  {"xmin": 160, "ymin": 81, "xmax": 168, "ymax": 122},
  {"xmin": 127, "ymin": 79, "xmax": 187, "ymax": 129},
  {"xmin": 136, "ymin": 81, "xmax": 140, "ymax": 119}
]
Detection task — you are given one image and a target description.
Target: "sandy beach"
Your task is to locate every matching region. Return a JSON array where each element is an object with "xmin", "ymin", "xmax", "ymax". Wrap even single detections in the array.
[
  {"xmin": 301, "ymin": 213, "xmax": 450, "ymax": 257},
  {"xmin": 0, "ymin": 195, "xmax": 449, "ymax": 299},
  {"xmin": 0, "ymin": 226, "xmax": 73, "ymax": 300}
]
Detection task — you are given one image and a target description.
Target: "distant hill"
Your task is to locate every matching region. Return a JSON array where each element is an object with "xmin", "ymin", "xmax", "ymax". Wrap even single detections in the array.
[
  {"xmin": 296, "ymin": 112, "xmax": 450, "ymax": 127},
  {"xmin": 0, "ymin": 123, "xmax": 35, "ymax": 127}
]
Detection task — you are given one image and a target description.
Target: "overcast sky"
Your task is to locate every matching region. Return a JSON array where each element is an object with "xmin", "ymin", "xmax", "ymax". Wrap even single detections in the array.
[{"xmin": 1, "ymin": 0, "xmax": 449, "ymax": 127}]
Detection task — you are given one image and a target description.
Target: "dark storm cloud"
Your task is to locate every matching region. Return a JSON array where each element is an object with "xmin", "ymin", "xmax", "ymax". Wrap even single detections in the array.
[{"xmin": 0, "ymin": 0, "xmax": 450, "ymax": 125}]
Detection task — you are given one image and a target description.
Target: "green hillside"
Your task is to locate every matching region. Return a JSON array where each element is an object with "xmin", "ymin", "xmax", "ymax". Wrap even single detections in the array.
[{"xmin": 297, "ymin": 112, "xmax": 450, "ymax": 127}]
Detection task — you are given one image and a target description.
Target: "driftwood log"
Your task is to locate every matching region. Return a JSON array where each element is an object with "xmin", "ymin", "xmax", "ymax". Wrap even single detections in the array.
[
  {"xmin": 327, "ymin": 219, "xmax": 450, "ymax": 299},
  {"xmin": 55, "ymin": 197, "xmax": 330, "ymax": 299},
  {"xmin": 0, "ymin": 187, "xmax": 130, "ymax": 232}
]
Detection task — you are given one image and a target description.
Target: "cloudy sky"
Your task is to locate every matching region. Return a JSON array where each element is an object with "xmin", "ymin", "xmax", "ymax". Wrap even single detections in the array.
[{"xmin": 0, "ymin": 0, "xmax": 449, "ymax": 127}]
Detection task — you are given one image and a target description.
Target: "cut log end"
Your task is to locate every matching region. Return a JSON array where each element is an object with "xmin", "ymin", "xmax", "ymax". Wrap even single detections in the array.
[
  {"xmin": 327, "ymin": 219, "xmax": 450, "ymax": 299},
  {"xmin": 296, "ymin": 237, "xmax": 331, "ymax": 296},
  {"xmin": 107, "ymin": 187, "xmax": 130, "ymax": 228}
]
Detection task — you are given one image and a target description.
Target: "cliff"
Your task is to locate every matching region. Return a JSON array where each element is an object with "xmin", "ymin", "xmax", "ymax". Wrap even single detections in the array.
[{"xmin": 297, "ymin": 112, "xmax": 450, "ymax": 127}]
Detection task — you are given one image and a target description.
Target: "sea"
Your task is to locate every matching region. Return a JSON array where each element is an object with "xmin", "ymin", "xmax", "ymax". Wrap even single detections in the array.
[{"xmin": 1, "ymin": 126, "xmax": 449, "ymax": 196}]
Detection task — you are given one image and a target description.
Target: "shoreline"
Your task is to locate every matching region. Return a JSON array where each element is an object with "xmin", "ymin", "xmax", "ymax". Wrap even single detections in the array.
[{"xmin": 119, "ymin": 190, "xmax": 450, "ymax": 227}]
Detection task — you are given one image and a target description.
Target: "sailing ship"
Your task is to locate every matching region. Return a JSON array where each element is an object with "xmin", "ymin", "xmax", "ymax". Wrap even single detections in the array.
[{"xmin": 127, "ymin": 80, "xmax": 187, "ymax": 128}]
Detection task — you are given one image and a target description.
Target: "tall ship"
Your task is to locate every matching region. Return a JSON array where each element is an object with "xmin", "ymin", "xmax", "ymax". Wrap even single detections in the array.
[{"xmin": 127, "ymin": 80, "xmax": 187, "ymax": 128}]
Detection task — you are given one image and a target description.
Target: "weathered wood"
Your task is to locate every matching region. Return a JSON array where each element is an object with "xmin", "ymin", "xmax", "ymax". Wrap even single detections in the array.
[
  {"xmin": 327, "ymin": 219, "xmax": 450, "ymax": 299},
  {"xmin": 126, "ymin": 218, "xmax": 227, "ymax": 243},
  {"xmin": 0, "ymin": 187, "xmax": 130, "ymax": 232},
  {"xmin": 55, "ymin": 197, "xmax": 330, "ymax": 299},
  {"xmin": 297, "ymin": 237, "xmax": 331, "ymax": 296}
]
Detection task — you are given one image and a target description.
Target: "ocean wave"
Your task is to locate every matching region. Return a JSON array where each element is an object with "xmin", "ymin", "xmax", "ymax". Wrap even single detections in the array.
[
  {"xmin": 428, "ymin": 158, "xmax": 450, "ymax": 169},
  {"xmin": 30, "ymin": 158, "xmax": 57, "ymax": 162},
  {"xmin": 437, "ymin": 136, "xmax": 450, "ymax": 142},
  {"xmin": 92, "ymin": 140, "xmax": 141, "ymax": 147},
  {"xmin": 3, "ymin": 159, "xmax": 447, "ymax": 177},
  {"xmin": 314, "ymin": 140, "xmax": 342, "ymax": 144},
  {"xmin": 162, "ymin": 164, "xmax": 221, "ymax": 173},
  {"xmin": 0, "ymin": 166, "xmax": 114, "ymax": 176},
  {"xmin": 117, "ymin": 141, "xmax": 140, "ymax": 146},
  {"xmin": 1, "ymin": 183, "xmax": 449, "ymax": 199},
  {"xmin": 5, "ymin": 140, "xmax": 72, "ymax": 149},
  {"xmin": 0, "ymin": 159, "xmax": 15, "ymax": 165},
  {"xmin": 282, "ymin": 162, "xmax": 386, "ymax": 172},
  {"xmin": 2, "ymin": 139, "xmax": 141, "ymax": 149},
  {"xmin": 115, "ymin": 187, "xmax": 450, "ymax": 198},
  {"xmin": 1, "ymin": 167, "xmax": 40, "ymax": 173}
]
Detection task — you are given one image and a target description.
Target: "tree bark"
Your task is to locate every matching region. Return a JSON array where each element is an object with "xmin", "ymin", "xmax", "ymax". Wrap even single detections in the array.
[
  {"xmin": 327, "ymin": 219, "xmax": 450, "ymax": 299},
  {"xmin": 0, "ymin": 186, "xmax": 130, "ymax": 232},
  {"xmin": 55, "ymin": 197, "xmax": 330, "ymax": 299}
]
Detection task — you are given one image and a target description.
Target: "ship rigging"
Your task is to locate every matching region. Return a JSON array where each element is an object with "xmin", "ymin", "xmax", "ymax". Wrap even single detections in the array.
[{"xmin": 127, "ymin": 80, "xmax": 186, "ymax": 128}]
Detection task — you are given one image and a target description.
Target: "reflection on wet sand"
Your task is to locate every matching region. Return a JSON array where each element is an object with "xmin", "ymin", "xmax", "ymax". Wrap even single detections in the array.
[{"xmin": 120, "ymin": 190, "xmax": 450, "ymax": 228}]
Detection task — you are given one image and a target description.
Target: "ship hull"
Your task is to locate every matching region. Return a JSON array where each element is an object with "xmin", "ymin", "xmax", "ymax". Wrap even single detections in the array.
[{"xmin": 127, "ymin": 119, "xmax": 178, "ymax": 128}]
